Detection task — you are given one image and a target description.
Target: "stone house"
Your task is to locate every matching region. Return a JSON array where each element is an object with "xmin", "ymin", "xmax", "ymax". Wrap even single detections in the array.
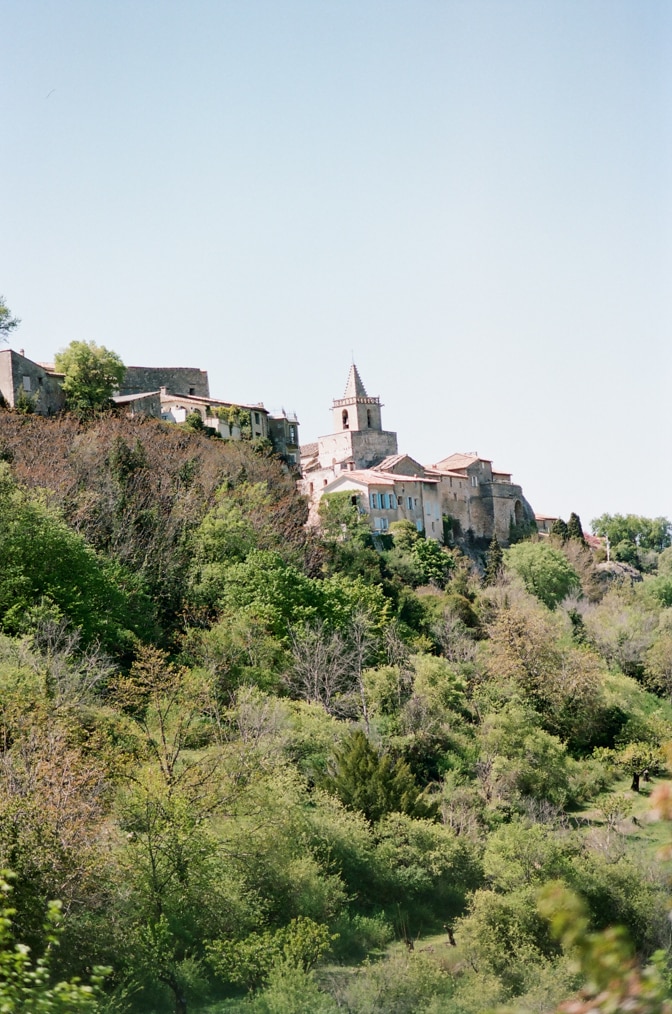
[
  {"xmin": 158, "ymin": 390, "xmax": 271, "ymax": 440},
  {"xmin": 300, "ymin": 365, "xmax": 535, "ymax": 545},
  {"xmin": 268, "ymin": 412, "xmax": 300, "ymax": 465},
  {"xmin": 427, "ymin": 453, "xmax": 535, "ymax": 544},
  {"xmin": 535, "ymin": 514, "xmax": 559, "ymax": 536},
  {"xmin": 0, "ymin": 349, "xmax": 65, "ymax": 415},
  {"xmin": 113, "ymin": 369, "xmax": 299, "ymax": 451},
  {"xmin": 112, "ymin": 390, "xmax": 163, "ymax": 419}
]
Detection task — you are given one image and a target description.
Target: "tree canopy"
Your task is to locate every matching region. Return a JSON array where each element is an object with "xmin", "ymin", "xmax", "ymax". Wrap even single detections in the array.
[
  {"xmin": 0, "ymin": 412, "xmax": 672, "ymax": 1013},
  {"xmin": 54, "ymin": 340, "xmax": 125, "ymax": 417},
  {"xmin": 505, "ymin": 540, "xmax": 580, "ymax": 609},
  {"xmin": 0, "ymin": 296, "xmax": 20, "ymax": 341},
  {"xmin": 591, "ymin": 513, "xmax": 672, "ymax": 558}
]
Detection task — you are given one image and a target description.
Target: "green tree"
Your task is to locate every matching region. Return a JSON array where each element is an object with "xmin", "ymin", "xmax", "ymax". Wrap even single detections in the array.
[
  {"xmin": 479, "ymin": 704, "xmax": 570, "ymax": 806},
  {"xmin": 324, "ymin": 730, "xmax": 436, "ymax": 823},
  {"xmin": 54, "ymin": 340, "xmax": 125, "ymax": 418},
  {"xmin": 591, "ymin": 514, "xmax": 672, "ymax": 559},
  {"xmin": 0, "ymin": 462, "xmax": 156, "ymax": 651},
  {"xmin": 0, "ymin": 296, "xmax": 20, "ymax": 342},
  {"xmin": 505, "ymin": 541, "xmax": 580, "ymax": 609},
  {"xmin": 645, "ymin": 631, "xmax": 672, "ymax": 703},
  {"xmin": 207, "ymin": 916, "xmax": 333, "ymax": 990},
  {"xmin": 412, "ymin": 537, "xmax": 454, "ymax": 588},
  {"xmin": 318, "ymin": 492, "xmax": 371, "ymax": 545},
  {"xmin": 566, "ymin": 512, "xmax": 586, "ymax": 543},
  {"xmin": 550, "ymin": 518, "xmax": 569, "ymax": 539},
  {"xmin": 0, "ymin": 873, "xmax": 108, "ymax": 1011},
  {"xmin": 535, "ymin": 881, "xmax": 672, "ymax": 1014},
  {"xmin": 484, "ymin": 534, "xmax": 504, "ymax": 585}
]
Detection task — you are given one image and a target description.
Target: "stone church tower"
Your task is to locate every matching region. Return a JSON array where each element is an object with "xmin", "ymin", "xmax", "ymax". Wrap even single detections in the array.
[{"xmin": 316, "ymin": 364, "xmax": 398, "ymax": 471}]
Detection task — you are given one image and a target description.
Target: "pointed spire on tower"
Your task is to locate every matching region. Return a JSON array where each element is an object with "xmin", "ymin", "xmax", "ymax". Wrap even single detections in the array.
[{"xmin": 343, "ymin": 363, "xmax": 368, "ymax": 400}]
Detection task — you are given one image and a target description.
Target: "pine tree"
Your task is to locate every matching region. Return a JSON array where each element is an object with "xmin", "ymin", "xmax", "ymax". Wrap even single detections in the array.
[
  {"xmin": 324, "ymin": 730, "xmax": 436, "ymax": 823},
  {"xmin": 567, "ymin": 512, "xmax": 586, "ymax": 543},
  {"xmin": 484, "ymin": 534, "xmax": 504, "ymax": 586},
  {"xmin": 550, "ymin": 518, "xmax": 568, "ymax": 540}
]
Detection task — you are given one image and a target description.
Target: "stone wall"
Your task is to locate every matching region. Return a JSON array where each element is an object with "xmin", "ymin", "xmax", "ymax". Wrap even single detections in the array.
[
  {"xmin": 317, "ymin": 429, "xmax": 398, "ymax": 470},
  {"xmin": 119, "ymin": 367, "xmax": 210, "ymax": 398},
  {"xmin": 114, "ymin": 392, "xmax": 162, "ymax": 418},
  {"xmin": 0, "ymin": 351, "xmax": 65, "ymax": 415},
  {"xmin": 0, "ymin": 352, "xmax": 13, "ymax": 408},
  {"xmin": 440, "ymin": 478, "xmax": 536, "ymax": 544}
]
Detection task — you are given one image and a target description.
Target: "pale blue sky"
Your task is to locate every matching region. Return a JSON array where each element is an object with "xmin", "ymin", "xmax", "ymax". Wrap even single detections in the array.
[{"xmin": 1, "ymin": 0, "xmax": 670, "ymax": 525}]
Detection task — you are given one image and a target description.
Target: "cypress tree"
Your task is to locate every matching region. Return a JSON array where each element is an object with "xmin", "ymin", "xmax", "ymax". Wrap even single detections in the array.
[
  {"xmin": 550, "ymin": 518, "xmax": 569, "ymax": 540},
  {"xmin": 484, "ymin": 534, "xmax": 504, "ymax": 586},
  {"xmin": 567, "ymin": 512, "xmax": 586, "ymax": 543}
]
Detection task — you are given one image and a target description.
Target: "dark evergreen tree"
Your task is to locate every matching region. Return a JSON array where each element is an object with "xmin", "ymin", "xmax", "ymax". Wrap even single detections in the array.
[
  {"xmin": 567, "ymin": 512, "xmax": 586, "ymax": 543},
  {"xmin": 550, "ymin": 518, "xmax": 568, "ymax": 539},
  {"xmin": 484, "ymin": 534, "xmax": 504, "ymax": 586},
  {"xmin": 324, "ymin": 730, "xmax": 436, "ymax": 823}
]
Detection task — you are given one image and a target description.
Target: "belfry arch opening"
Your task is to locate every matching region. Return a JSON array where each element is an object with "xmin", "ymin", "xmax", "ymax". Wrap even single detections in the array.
[
  {"xmin": 367, "ymin": 409, "xmax": 372, "ymax": 428},
  {"xmin": 342, "ymin": 409, "xmax": 349, "ymax": 429}
]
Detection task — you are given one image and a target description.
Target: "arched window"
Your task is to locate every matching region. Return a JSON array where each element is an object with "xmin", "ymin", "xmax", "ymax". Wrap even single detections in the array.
[{"xmin": 342, "ymin": 409, "xmax": 349, "ymax": 429}]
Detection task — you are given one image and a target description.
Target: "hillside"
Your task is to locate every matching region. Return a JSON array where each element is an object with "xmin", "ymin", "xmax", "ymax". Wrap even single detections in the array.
[{"xmin": 1, "ymin": 411, "xmax": 672, "ymax": 1013}]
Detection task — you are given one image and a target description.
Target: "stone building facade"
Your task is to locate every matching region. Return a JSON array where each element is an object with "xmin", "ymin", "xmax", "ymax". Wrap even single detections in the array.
[
  {"xmin": 428, "ymin": 453, "xmax": 536, "ymax": 544},
  {"xmin": 158, "ymin": 390, "xmax": 270, "ymax": 440},
  {"xmin": 117, "ymin": 366, "xmax": 210, "ymax": 399},
  {"xmin": 300, "ymin": 365, "xmax": 535, "ymax": 545},
  {"xmin": 0, "ymin": 350, "xmax": 65, "ymax": 415},
  {"xmin": 268, "ymin": 412, "xmax": 300, "ymax": 464}
]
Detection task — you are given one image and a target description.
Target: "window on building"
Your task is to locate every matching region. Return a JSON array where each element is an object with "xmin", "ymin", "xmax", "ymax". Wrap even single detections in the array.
[
  {"xmin": 370, "ymin": 493, "xmax": 379, "ymax": 509},
  {"xmin": 381, "ymin": 493, "xmax": 390, "ymax": 509},
  {"xmin": 22, "ymin": 376, "xmax": 31, "ymax": 392},
  {"xmin": 342, "ymin": 409, "xmax": 349, "ymax": 429},
  {"xmin": 254, "ymin": 412, "xmax": 260, "ymax": 425},
  {"xmin": 367, "ymin": 409, "xmax": 372, "ymax": 427},
  {"xmin": 407, "ymin": 496, "xmax": 413, "ymax": 509},
  {"xmin": 389, "ymin": 493, "xmax": 397, "ymax": 509},
  {"xmin": 471, "ymin": 475, "xmax": 479, "ymax": 487},
  {"xmin": 374, "ymin": 517, "xmax": 389, "ymax": 531},
  {"xmin": 416, "ymin": 520, "xmax": 423, "ymax": 532},
  {"xmin": 189, "ymin": 387, "xmax": 196, "ymax": 395},
  {"xmin": 289, "ymin": 426, "xmax": 296, "ymax": 443}
]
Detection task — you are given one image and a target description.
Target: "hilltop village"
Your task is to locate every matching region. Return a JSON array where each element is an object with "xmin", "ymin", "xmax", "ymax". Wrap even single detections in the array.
[
  {"xmin": 0, "ymin": 346, "xmax": 300, "ymax": 463},
  {"xmin": 0, "ymin": 346, "xmax": 539, "ymax": 546},
  {"xmin": 301, "ymin": 364, "xmax": 536, "ymax": 547},
  {"xmin": 3, "ymin": 338, "xmax": 672, "ymax": 1014}
]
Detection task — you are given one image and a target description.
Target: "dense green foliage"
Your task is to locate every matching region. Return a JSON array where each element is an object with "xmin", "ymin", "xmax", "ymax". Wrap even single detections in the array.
[
  {"xmin": 505, "ymin": 539, "xmax": 581, "ymax": 608},
  {"xmin": 54, "ymin": 340, "xmax": 126, "ymax": 417},
  {"xmin": 0, "ymin": 296, "xmax": 20, "ymax": 341},
  {"xmin": 592, "ymin": 513, "xmax": 672, "ymax": 567},
  {"xmin": 1, "ymin": 413, "xmax": 672, "ymax": 1012}
]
